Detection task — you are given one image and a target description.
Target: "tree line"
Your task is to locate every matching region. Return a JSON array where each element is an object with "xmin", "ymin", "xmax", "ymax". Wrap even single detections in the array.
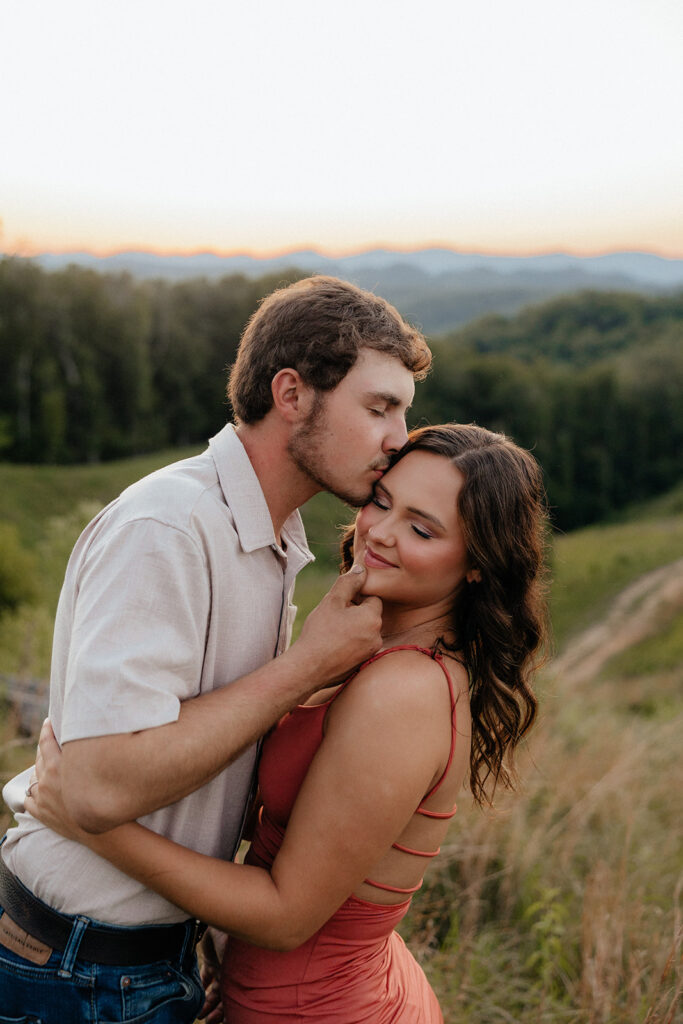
[
  {"xmin": 414, "ymin": 291, "xmax": 683, "ymax": 529},
  {"xmin": 1, "ymin": 257, "xmax": 681, "ymax": 531}
]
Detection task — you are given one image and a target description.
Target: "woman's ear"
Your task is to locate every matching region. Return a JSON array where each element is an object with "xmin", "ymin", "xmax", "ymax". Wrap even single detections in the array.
[
  {"xmin": 271, "ymin": 368, "xmax": 315, "ymax": 423},
  {"xmin": 466, "ymin": 568, "xmax": 482, "ymax": 584}
]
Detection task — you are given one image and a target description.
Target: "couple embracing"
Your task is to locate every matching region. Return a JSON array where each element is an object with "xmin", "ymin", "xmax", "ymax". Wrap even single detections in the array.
[{"xmin": 0, "ymin": 276, "xmax": 548, "ymax": 1023}]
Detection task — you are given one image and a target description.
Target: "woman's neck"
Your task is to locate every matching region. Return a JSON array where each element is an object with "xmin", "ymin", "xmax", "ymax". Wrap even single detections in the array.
[{"xmin": 379, "ymin": 607, "xmax": 453, "ymax": 651}]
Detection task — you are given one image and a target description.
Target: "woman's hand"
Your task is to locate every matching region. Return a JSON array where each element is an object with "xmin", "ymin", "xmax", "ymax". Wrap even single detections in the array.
[
  {"xmin": 197, "ymin": 928, "xmax": 227, "ymax": 1024},
  {"xmin": 24, "ymin": 720, "xmax": 90, "ymax": 844}
]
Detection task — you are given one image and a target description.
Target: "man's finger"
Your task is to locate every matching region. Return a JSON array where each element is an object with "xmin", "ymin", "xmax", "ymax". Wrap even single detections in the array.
[
  {"xmin": 40, "ymin": 719, "xmax": 59, "ymax": 747},
  {"xmin": 359, "ymin": 594, "xmax": 382, "ymax": 616},
  {"xmin": 198, "ymin": 977, "xmax": 223, "ymax": 1022},
  {"xmin": 331, "ymin": 563, "xmax": 367, "ymax": 602},
  {"xmin": 39, "ymin": 718, "xmax": 53, "ymax": 742},
  {"xmin": 38, "ymin": 720, "xmax": 61, "ymax": 764}
]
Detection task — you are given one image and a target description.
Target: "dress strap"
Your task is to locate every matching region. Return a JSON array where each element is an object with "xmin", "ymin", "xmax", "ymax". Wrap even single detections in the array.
[
  {"xmin": 416, "ymin": 806, "xmax": 457, "ymax": 819},
  {"xmin": 362, "ymin": 877, "xmax": 424, "ymax": 894},
  {"xmin": 357, "ymin": 645, "xmax": 460, "ymax": 895},
  {"xmin": 414, "ymin": 649, "xmax": 458, "ymax": 809},
  {"xmin": 392, "ymin": 841, "xmax": 441, "ymax": 858},
  {"xmin": 344, "ymin": 644, "xmax": 459, "ymax": 812},
  {"xmin": 322, "ymin": 644, "xmax": 443, "ymax": 707}
]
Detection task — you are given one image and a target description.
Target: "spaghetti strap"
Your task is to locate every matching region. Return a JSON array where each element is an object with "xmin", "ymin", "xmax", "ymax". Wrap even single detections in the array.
[
  {"xmin": 416, "ymin": 806, "xmax": 457, "ymax": 819},
  {"xmin": 392, "ymin": 841, "xmax": 441, "ymax": 858},
  {"xmin": 341, "ymin": 644, "xmax": 459, "ymax": 810},
  {"xmin": 351, "ymin": 645, "xmax": 460, "ymax": 894}
]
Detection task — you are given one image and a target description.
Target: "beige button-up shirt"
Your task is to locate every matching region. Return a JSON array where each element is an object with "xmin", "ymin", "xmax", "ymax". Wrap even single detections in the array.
[{"xmin": 3, "ymin": 424, "xmax": 313, "ymax": 924}]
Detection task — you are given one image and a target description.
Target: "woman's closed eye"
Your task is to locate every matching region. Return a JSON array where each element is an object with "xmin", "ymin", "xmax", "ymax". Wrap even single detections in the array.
[
  {"xmin": 372, "ymin": 494, "xmax": 391, "ymax": 511},
  {"xmin": 411, "ymin": 523, "xmax": 434, "ymax": 539}
]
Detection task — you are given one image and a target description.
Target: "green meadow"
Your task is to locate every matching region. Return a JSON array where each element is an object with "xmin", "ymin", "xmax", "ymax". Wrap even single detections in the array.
[{"xmin": 0, "ymin": 453, "xmax": 681, "ymax": 1023}]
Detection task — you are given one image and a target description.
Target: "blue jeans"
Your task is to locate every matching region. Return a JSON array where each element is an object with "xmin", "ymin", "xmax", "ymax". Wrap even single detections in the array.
[{"xmin": 0, "ymin": 900, "xmax": 204, "ymax": 1024}]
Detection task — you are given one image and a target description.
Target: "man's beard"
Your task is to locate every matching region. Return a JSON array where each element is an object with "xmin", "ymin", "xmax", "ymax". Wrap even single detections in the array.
[{"xmin": 287, "ymin": 396, "xmax": 383, "ymax": 507}]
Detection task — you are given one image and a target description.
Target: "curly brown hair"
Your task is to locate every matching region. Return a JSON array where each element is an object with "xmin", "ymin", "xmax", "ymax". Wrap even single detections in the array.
[
  {"xmin": 341, "ymin": 423, "xmax": 550, "ymax": 807},
  {"xmin": 227, "ymin": 276, "xmax": 431, "ymax": 423}
]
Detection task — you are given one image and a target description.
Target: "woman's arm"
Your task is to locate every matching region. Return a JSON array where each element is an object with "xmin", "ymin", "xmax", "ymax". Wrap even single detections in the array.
[{"xmin": 28, "ymin": 652, "xmax": 458, "ymax": 951}]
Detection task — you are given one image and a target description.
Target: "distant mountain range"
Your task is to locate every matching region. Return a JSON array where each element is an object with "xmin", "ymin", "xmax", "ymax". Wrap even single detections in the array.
[{"xmin": 28, "ymin": 247, "xmax": 683, "ymax": 334}]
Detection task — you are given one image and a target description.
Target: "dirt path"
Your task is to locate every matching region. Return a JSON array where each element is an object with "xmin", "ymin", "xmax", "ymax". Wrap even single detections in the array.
[{"xmin": 551, "ymin": 556, "xmax": 683, "ymax": 686}]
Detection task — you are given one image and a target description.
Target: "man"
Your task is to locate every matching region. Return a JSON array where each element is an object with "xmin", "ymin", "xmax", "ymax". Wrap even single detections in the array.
[{"xmin": 0, "ymin": 275, "xmax": 431, "ymax": 1021}]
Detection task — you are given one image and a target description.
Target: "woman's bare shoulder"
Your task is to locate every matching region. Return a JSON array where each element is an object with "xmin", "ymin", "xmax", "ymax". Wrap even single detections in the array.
[{"xmin": 332, "ymin": 646, "xmax": 468, "ymax": 720}]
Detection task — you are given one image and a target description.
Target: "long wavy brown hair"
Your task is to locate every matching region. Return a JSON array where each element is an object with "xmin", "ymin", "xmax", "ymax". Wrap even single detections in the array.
[{"xmin": 340, "ymin": 423, "xmax": 550, "ymax": 807}]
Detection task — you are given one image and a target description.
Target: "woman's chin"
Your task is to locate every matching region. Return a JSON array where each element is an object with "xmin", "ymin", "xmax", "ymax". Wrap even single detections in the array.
[
  {"xmin": 360, "ymin": 577, "xmax": 391, "ymax": 601},
  {"xmin": 359, "ymin": 575, "xmax": 380, "ymax": 598}
]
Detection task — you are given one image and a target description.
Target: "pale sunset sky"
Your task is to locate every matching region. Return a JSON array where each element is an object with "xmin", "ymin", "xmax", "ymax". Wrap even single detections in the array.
[{"xmin": 1, "ymin": 0, "xmax": 681, "ymax": 259}]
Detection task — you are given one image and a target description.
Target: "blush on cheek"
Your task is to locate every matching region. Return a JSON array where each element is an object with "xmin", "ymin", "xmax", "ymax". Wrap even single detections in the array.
[{"xmin": 351, "ymin": 526, "xmax": 366, "ymax": 560}]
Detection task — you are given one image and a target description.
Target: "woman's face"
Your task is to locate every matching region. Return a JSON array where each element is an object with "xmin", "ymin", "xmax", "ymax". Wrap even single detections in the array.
[{"xmin": 354, "ymin": 450, "xmax": 473, "ymax": 614}]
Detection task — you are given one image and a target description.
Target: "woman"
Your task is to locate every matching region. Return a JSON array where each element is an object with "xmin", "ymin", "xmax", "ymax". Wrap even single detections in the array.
[{"xmin": 28, "ymin": 423, "xmax": 548, "ymax": 1023}]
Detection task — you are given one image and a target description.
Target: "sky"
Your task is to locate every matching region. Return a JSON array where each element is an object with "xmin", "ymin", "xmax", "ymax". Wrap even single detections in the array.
[{"xmin": 1, "ymin": 0, "xmax": 682, "ymax": 259}]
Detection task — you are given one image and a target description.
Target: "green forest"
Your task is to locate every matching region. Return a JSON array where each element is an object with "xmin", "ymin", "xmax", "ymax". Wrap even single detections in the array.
[{"xmin": 1, "ymin": 257, "xmax": 682, "ymax": 532}]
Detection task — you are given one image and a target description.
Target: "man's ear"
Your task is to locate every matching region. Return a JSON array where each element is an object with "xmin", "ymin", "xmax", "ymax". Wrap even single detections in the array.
[
  {"xmin": 271, "ymin": 368, "xmax": 315, "ymax": 423},
  {"xmin": 466, "ymin": 568, "xmax": 482, "ymax": 584}
]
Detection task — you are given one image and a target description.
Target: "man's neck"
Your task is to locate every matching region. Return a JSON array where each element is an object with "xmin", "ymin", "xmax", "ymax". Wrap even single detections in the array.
[{"xmin": 235, "ymin": 420, "xmax": 319, "ymax": 541}]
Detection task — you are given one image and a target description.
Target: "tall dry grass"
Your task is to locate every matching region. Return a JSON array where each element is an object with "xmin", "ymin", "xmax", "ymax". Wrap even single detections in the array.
[{"xmin": 404, "ymin": 625, "xmax": 682, "ymax": 1023}]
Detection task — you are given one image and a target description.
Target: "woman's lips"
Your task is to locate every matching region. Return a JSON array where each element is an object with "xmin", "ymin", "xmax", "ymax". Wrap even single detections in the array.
[{"xmin": 364, "ymin": 546, "xmax": 397, "ymax": 569}]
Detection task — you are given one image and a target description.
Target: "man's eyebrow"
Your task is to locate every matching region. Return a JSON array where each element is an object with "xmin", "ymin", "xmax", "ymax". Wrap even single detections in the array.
[
  {"xmin": 366, "ymin": 390, "xmax": 412, "ymax": 410},
  {"xmin": 375, "ymin": 481, "xmax": 445, "ymax": 529}
]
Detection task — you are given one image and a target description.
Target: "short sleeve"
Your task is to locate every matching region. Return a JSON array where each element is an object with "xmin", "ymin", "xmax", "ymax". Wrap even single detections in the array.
[{"xmin": 61, "ymin": 517, "xmax": 210, "ymax": 742}]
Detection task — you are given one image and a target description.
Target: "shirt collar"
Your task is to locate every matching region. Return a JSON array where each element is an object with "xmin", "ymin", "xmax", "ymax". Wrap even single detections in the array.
[{"xmin": 209, "ymin": 424, "xmax": 313, "ymax": 564}]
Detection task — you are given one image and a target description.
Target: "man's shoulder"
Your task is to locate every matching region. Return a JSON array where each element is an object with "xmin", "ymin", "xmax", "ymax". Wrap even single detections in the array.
[{"xmin": 109, "ymin": 447, "xmax": 229, "ymax": 537}]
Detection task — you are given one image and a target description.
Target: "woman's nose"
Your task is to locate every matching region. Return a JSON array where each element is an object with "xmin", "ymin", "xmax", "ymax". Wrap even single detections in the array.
[{"xmin": 368, "ymin": 520, "xmax": 395, "ymax": 545}]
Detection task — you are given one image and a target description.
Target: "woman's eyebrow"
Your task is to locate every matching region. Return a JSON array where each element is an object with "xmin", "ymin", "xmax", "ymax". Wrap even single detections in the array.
[
  {"xmin": 377, "ymin": 481, "xmax": 445, "ymax": 530},
  {"xmin": 407, "ymin": 505, "xmax": 445, "ymax": 529}
]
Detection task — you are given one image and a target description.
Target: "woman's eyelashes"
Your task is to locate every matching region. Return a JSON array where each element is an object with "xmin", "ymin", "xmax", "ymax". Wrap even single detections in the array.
[{"xmin": 371, "ymin": 495, "xmax": 434, "ymax": 540}]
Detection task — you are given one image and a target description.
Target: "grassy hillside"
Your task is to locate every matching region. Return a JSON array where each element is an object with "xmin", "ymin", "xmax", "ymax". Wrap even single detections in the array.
[
  {"xmin": 550, "ymin": 480, "xmax": 683, "ymax": 647},
  {"xmin": 0, "ymin": 454, "xmax": 681, "ymax": 1022},
  {"xmin": 0, "ymin": 446, "xmax": 204, "ymax": 547}
]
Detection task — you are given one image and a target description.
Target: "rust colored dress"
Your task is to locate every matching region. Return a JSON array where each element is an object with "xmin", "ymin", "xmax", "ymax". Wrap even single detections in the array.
[{"xmin": 221, "ymin": 646, "xmax": 456, "ymax": 1022}]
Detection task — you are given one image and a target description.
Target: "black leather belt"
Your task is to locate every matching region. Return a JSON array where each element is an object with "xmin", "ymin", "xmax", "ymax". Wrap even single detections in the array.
[{"xmin": 0, "ymin": 855, "xmax": 202, "ymax": 966}]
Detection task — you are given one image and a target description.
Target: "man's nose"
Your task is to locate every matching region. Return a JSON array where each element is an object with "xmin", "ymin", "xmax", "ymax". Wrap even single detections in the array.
[{"xmin": 382, "ymin": 416, "xmax": 409, "ymax": 454}]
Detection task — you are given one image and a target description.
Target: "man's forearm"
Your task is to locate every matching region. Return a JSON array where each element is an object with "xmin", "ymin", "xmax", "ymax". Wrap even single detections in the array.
[
  {"xmin": 61, "ymin": 564, "xmax": 382, "ymax": 831},
  {"xmin": 61, "ymin": 644, "xmax": 319, "ymax": 831}
]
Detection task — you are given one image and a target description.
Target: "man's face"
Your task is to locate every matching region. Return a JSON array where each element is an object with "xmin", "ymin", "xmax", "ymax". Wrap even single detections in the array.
[{"xmin": 288, "ymin": 349, "xmax": 415, "ymax": 506}]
